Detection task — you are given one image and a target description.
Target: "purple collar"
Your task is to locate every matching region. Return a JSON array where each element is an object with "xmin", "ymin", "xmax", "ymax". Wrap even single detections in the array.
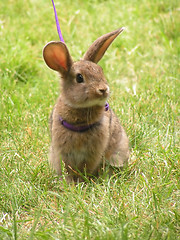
[
  {"xmin": 59, "ymin": 117, "xmax": 99, "ymax": 132},
  {"xmin": 105, "ymin": 102, "xmax": 109, "ymax": 111},
  {"xmin": 59, "ymin": 103, "xmax": 109, "ymax": 132}
]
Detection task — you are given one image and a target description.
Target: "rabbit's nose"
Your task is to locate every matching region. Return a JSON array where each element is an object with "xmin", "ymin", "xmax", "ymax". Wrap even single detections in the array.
[{"xmin": 98, "ymin": 86, "xmax": 109, "ymax": 96}]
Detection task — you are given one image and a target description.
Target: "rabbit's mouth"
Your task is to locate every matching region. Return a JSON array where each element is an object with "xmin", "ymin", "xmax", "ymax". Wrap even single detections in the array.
[
  {"xmin": 83, "ymin": 89, "xmax": 109, "ymax": 108},
  {"xmin": 63, "ymin": 97, "xmax": 107, "ymax": 109},
  {"xmin": 63, "ymin": 86, "xmax": 109, "ymax": 108},
  {"xmin": 82, "ymin": 97, "xmax": 108, "ymax": 108}
]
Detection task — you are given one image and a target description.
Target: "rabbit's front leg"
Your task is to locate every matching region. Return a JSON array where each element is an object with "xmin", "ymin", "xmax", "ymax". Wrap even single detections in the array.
[{"xmin": 49, "ymin": 144, "xmax": 63, "ymax": 175}]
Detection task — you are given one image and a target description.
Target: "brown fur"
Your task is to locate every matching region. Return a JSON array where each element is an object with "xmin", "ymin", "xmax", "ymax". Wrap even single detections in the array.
[{"xmin": 43, "ymin": 28, "xmax": 129, "ymax": 182}]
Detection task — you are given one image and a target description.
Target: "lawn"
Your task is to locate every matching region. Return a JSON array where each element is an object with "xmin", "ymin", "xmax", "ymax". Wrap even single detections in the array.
[{"xmin": 0, "ymin": 0, "xmax": 179, "ymax": 239}]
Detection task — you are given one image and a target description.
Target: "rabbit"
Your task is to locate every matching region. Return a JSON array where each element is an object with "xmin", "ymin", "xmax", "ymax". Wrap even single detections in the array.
[{"xmin": 43, "ymin": 28, "xmax": 129, "ymax": 182}]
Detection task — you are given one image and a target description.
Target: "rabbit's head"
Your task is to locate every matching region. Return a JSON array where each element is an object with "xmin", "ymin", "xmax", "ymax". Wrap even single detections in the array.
[{"xmin": 43, "ymin": 28, "xmax": 124, "ymax": 108}]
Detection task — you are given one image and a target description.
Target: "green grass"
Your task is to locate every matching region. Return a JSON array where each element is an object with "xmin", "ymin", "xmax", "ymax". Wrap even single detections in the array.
[{"xmin": 0, "ymin": 0, "xmax": 179, "ymax": 239}]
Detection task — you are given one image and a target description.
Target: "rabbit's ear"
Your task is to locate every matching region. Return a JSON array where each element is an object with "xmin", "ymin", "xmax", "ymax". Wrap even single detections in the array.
[
  {"xmin": 83, "ymin": 28, "xmax": 124, "ymax": 64},
  {"xmin": 43, "ymin": 41, "xmax": 73, "ymax": 72}
]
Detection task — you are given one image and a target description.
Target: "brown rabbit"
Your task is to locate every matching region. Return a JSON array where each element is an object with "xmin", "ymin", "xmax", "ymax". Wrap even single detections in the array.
[{"xmin": 43, "ymin": 28, "xmax": 129, "ymax": 182}]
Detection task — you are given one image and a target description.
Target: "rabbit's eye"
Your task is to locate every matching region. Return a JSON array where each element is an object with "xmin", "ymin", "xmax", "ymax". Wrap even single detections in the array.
[{"xmin": 76, "ymin": 73, "xmax": 84, "ymax": 83}]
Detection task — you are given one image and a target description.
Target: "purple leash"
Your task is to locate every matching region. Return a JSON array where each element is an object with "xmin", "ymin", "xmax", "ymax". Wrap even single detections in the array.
[{"xmin": 51, "ymin": 0, "xmax": 64, "ymax": 42}]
